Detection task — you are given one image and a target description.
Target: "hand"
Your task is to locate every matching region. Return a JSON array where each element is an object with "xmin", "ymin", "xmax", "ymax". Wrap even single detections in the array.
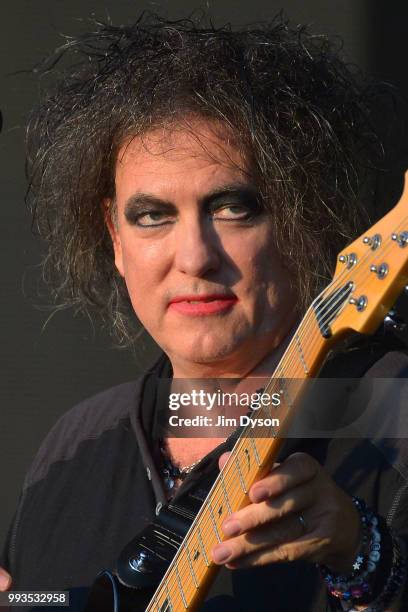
[
  {"xmin": 0, "ymin": 567, "xmax": 11, "ymax": 591},
  {"xmin": 211, "ymin": 452, "xmax": 360, "ymax": 573}
]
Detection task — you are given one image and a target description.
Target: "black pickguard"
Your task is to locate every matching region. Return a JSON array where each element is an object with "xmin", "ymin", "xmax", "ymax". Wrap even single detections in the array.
[{"xmin": 85, "ymin": 465, "xmax": 216, "ymax": 611}]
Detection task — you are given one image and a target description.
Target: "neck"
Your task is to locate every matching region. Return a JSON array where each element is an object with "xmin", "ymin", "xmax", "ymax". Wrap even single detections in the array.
[{"xmin": 170, "ymin": 323, "xmax": 297, "ymax": 379}]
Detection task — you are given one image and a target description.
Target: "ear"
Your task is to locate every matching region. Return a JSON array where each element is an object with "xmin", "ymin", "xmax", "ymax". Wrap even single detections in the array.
[{"xmin": 104, "ymin": 199, "xmax": 125, "ymax": 278}]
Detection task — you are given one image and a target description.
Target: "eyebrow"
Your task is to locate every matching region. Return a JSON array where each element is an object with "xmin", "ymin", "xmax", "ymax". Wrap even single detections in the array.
[{"xmin": 123, "ymin": 182, "xmax": 259, "ymax": 217}]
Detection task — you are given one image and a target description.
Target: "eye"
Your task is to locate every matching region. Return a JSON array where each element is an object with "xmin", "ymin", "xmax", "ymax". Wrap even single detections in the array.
[
  {"xmin": 212, "ymin": 205, "xmax": 253, "ymax": 221},
  {"xmin": 135, "ymin": 210, "xmax": 174, "ymax": 227}
]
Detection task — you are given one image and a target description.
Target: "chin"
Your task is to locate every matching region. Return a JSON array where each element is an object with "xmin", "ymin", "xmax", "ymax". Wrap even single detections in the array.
[{"xmin": 170, "ymin": 331, "xmax": 250, "ymax": 366}]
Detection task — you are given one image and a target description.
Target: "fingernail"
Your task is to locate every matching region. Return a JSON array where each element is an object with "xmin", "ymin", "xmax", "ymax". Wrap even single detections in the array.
[
  {"xmin": 212, "ymin": 544, "xmax": 231, "ymax": 564},
  {"xmin": 222, "ymin": 519, "xmax": 241, "ymax": 537},
  {"xmin": 252, "ymin": 487, "xmax": 269, "ymax": 503},
  {"xmin": 0, "ymin": 571, "xmax": 10, "ymax": 590}
]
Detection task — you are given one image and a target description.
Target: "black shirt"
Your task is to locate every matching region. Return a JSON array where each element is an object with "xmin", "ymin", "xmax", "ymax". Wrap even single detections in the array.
[{"xmin": 3, "ymin": 345, "xmax": 408, "ymax": 611}]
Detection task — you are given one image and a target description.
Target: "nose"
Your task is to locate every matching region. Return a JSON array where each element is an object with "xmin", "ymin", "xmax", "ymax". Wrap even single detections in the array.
[{"xmin": 174, "ymin": 215, "xmax": 221, "ymax": 277}]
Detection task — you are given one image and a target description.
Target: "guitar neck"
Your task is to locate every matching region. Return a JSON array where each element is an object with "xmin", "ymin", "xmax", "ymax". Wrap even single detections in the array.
[{"xmin": 146, "ymin": 307, "xmax": 334, "ymax": 611}]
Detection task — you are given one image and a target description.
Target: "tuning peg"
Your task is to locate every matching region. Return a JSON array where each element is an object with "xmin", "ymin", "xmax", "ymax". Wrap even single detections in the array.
[
  {"xmin": 384, "ymin": 309, "xmax": 406, "ymax": 332},
  {"xmin": 363, "ymin": 234, "xmax": 381, "ymax": 250},
  {"xmin": 391, "ymin": 231, "xmax": 408, "ymax": 247},
  {"xmin": 369, "ymin": 263, "xmax": 388, "ymax": 279},
  {"xmin": 338, "ymin": 253, "xmax": 357, "ymax": 268},
  {"xmin": 349, "ymin": 295, "xmax": 368, "ymax": 311}
]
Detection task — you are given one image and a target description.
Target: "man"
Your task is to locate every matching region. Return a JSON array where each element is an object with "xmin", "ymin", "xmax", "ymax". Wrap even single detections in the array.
[{"xmin": 1, "ymin": 14, "xmax": 408, "ymax": 611}]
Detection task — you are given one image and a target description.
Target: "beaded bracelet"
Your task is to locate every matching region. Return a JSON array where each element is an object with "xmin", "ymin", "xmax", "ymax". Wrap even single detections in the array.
[
  {"xmin": 319, "ymin": 498, "xmax": 407, "ymax": 612},
  {"xmin": 319, "ymin": 497, "xmax": 381, "ymax": 603},
  {"xmin": 353, "ymin": 536, "xmax": 407, "ymax": 612}
]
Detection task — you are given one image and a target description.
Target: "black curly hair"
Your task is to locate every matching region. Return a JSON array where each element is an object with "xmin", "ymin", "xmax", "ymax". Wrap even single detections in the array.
[{"xmin": 27, "ymin": 13, "xmax": 384, "ymax": 346}]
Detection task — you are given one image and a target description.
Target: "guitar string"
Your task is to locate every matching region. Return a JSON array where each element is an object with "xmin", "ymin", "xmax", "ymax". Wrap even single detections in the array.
[{"xmin": 148, "ymin": 216, "xmax": 408, "ymax": 609}]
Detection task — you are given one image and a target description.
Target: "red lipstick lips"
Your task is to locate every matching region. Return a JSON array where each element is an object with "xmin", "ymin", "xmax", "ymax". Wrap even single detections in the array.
[{"xmin": 168, "ymin": 294, "xmax": 238, "ymax": 316}]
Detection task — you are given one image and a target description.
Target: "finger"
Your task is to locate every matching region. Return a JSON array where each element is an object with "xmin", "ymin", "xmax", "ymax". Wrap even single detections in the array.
[
  {"xmin": 218, "ymin": 451, "xmax": 231, "ymax": 471},
  {"xmin": 219, "ymin": 453, "xmax": 280, "ymax": 480},
  {"xmin": 225, "ymin": 533, "xmax": 325, "ymax": 569},
  {"xmin": 222, "ymin": 481, "xmax": 316, "ymax": 537},
  {"xmin": 249, "ymin": 452, "xmax": 319, "ymax": 503},
  {"xmin": 0, "ymin": 567, "xmax": 12, "ymax": 591},
  {"xmin": 213, "ymin": 513, "xmax": 310, "ymax": 565}
]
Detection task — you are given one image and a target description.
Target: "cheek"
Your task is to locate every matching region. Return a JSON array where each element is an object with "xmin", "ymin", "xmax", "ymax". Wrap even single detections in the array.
[
  {"xmin": 119, "ymin": 239, "xmax": 166, "ymax": 313},
  {"xmin": 231, "ymin": 235, "xmax": 293, "ymax": 317},
  {"xmin": 120, "ymin": 234, "xmax": 166, "ymax": 280},
  {"xmin": 232, "ymin": 234, "xmax": 285, "ymax": 290}
]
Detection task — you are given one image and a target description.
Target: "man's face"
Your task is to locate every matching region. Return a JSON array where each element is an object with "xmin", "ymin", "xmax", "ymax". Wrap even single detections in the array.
[{"xmin": 108, "ymin": 121, "xmax": 297, "ymax": 376}]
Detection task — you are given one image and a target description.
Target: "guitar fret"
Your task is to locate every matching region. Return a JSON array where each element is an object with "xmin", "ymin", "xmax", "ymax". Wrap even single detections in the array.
[
  {"xmin": 220, "ymin": 471, "xmax": 233, "ymax": 514},
  {"xmin": 175, "ymin": 563, "xmax": 187, "ymax": 609},
  {"xmin": 280, "ymin": 379, "xmax": 294, "ymax": 409},
  {"xmin": 184, "ymin": 542, "xmax": 199, "ymax": 588},
  {"xmin": 164, "ymin": 579, "xmax": 173, "ymax": 611},
  {"xmin": 208, "ymin": 500, "xmax": 222, "ymax": 542},
  {"xmin": 267, "ymin": 405, "xmax": 279, "ymax": 439},
  {"xmin": 243, "ymin": 446, "xmax": 252, "ymax": 475},
  {"xmin": 197, "ymin": 525, "xmax": 210, "ymax": 566},
  {"xmin": 295, "ymin": 333, "xmax": 309, "ymax": 374},
  {"xmin": 151, "ymin": 593, "xmax": 160, "ymax": 611},
  {"xmin": 275, "ymin": 365, "xmax": 285, "ymax": 377},
  {"xmin": 159, "ymin": 598, "xmax": 169, "ymax": 612},
  {"xmin": 234, "ymin": 454, "xmax": 248, "ymax": 493},
  {"xmin": 249, "ymin": 436, "xmax": 261, "ymax": 466}
]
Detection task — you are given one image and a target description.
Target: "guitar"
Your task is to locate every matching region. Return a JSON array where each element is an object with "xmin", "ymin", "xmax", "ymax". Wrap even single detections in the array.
[{"xmin": 86, "ymin": 173, "xmax": 408, "ymax": 611}]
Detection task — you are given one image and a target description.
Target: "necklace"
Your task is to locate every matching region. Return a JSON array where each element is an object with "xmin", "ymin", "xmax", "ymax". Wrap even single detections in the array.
[
  {"xmin": 159, "ymin": 387, "xmax": 265, "ymax": 491},
  {"xmin": 159, "ymin": 442, "xmax": 201, "ymax": 491}
]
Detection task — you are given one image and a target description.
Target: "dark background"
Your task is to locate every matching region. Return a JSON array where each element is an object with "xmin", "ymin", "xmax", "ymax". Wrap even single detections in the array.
[{"xmin": 1, "ymin": 0, "xmax": 408, "ymax": 551}]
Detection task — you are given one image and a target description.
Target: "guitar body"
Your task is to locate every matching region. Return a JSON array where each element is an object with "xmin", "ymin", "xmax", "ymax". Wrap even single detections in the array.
[
  {"xmin": 86, "ymin": 516, "xmax": 185, "ymax": 611},
  {"xmin": 86, "ymin": 489, "xmax": 207, "ymax": 611}
]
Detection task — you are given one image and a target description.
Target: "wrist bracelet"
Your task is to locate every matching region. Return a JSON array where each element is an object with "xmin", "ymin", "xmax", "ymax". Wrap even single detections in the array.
[
  {"xmin": 319, "ymin": 498, "xmax": 407, "ymax": 612},
  {"xmin": 319, "ymin": 497, "xmax": 380, "ymax": 602},
  {"xmin": 356, "ymin": 535, "xmax": 406, "ymax": 612}
]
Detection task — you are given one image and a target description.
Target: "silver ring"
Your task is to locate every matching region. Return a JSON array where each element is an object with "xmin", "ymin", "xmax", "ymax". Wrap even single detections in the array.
[{"xmin": 297, "ymin": 513, "xmax": 307, "ymax": 534}]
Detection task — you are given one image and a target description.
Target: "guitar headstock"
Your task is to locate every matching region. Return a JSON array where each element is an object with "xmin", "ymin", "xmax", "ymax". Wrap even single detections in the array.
[{"xmin": 318, "ymin": 172, "xmax": 408, "ymax": 338}]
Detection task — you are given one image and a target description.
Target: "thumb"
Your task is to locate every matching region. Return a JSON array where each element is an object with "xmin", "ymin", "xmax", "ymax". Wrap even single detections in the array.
[
  {"xmin": 218, "ymin": 451, "xmax": 231, "ymax": 471},
  {"xmin": 0, "ymin": 567, "xmax": 11, "ymax": 591}
]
